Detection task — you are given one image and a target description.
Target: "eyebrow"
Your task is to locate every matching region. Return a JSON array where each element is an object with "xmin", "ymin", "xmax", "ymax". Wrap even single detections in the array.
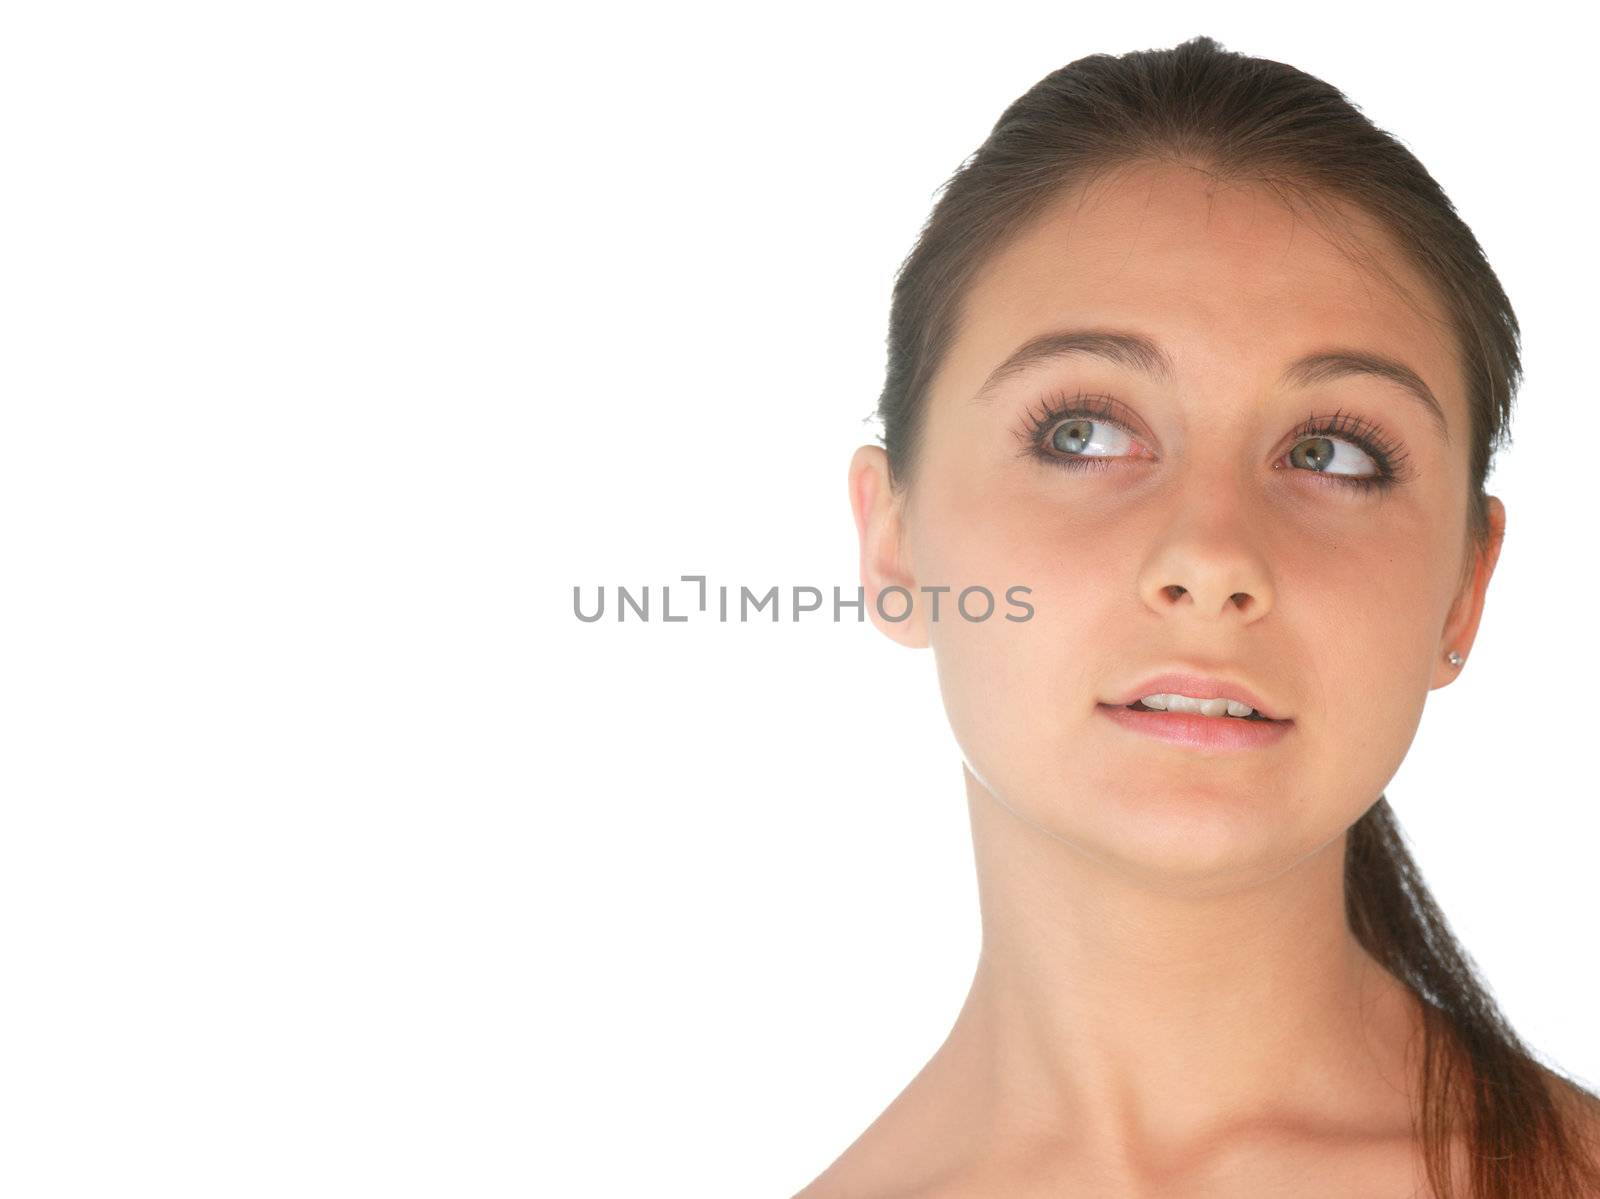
[{"xmin": 970, "ymin": 328, "xmax": 1450, "ymax": 444}]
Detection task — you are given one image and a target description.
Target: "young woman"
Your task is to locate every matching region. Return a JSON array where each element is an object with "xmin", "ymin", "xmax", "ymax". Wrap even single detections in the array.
[{"xmin": 801, "ymin": 35, "xmax": 1600, "ymax": 1199}]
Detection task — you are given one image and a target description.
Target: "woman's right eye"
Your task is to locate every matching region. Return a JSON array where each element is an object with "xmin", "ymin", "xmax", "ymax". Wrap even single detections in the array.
[
  {"xmin": 1015, "ymin": 391, "xmax": 1149, "ymax": 471},
  {"xmin": 1041, "ymin": 415, "xmax": 1141, "ymax": 466}
]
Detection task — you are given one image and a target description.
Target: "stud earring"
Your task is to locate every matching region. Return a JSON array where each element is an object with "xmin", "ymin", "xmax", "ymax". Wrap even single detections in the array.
[{"xmin": 1447, "ymin": 651, "xmax": 1463, "ymax": 667}]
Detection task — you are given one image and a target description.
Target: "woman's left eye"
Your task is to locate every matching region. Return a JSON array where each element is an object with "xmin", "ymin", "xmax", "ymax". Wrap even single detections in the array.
[{"xmin": 1282, "ymin": 434, "xmax": 1378, "ymax": 478}]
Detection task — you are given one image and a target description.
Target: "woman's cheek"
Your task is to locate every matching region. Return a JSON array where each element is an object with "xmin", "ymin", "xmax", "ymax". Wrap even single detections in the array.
[
  {"xmin": 928, "ymin": 572, "xmax": 1098, "ymax": 797},
  {"xmin": 931, "ymin": 617, "xmax": 1050, "ymax": 804}
]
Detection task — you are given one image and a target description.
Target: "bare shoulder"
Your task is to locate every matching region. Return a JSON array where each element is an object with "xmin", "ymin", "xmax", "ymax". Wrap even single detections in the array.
[
  {"xmin": 787, "ymin": 1149, "xmax": 956, "ymax": 1199},
  {"xmin": 788, "ymin": 1172, "xmax": 943, "ymax": 1199},
  {"xmin": 784, "ymin": 1104, "xmax": 958, "ymax": 1199},
  {"xmin": 784, "ymin": 1054, "xmax": 985, "ymax": 1199},
  {"xmin": 786, "ymin": 1127, "xmax": 968, "ymax": 1199}
]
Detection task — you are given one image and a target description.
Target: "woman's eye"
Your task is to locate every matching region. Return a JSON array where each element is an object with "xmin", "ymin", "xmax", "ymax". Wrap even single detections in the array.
[
  {"xmin": 1046, "ymin": 417, "xmax": 1139, "ymax": 460},
  {"xmin": 1284, "ymin": 434, "xmax": 1379, "ymax": 478},
  {"xmin": 1026, "ymin": 400, "xmax": 1400, "ymax": 496}
]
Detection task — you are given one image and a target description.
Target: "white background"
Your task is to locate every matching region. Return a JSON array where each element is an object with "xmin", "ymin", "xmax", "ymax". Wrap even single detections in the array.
[{"xmin": 3, "ymin": 3, "xmax": 1594, "ymax": 1196}]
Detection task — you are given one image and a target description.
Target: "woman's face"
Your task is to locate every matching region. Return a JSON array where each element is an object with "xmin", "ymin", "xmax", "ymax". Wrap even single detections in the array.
[{"xmin": 857, "ymin": 161, "xmax": 1502, "ymax": 890}]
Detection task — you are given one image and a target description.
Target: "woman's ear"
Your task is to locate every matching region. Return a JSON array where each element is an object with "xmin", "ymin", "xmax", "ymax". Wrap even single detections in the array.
[
  {"xmin": 848, "ymin": 444, "xmax": 929, "ymax": 648},
  {"xmin": 1434, "ymin": 494, "xmax": 1506, "ymax": 689}
]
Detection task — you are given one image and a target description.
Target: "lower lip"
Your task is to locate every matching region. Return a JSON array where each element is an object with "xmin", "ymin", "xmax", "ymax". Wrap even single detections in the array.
[{"xmin": 1096, "ymin": 703, "xmax": 1293, "ymax": 751}]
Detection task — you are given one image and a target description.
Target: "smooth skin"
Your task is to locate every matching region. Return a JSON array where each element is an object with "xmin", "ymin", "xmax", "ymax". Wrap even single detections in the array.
[{"xmin": 805, "ymin": 161, "xmax": 1512, "ymax": 1197}]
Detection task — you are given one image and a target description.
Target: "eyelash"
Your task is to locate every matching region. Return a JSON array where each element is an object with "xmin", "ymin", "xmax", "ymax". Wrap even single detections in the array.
[{"xmin": 1015, "ymin": 389, "xmax": 1413, "ymax": 496}]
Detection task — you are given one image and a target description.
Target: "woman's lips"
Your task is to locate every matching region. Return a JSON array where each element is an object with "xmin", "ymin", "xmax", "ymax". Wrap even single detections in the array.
[{"xmin": 1096, "ymin": 702, "xmax": 1293, "ymax": 751}]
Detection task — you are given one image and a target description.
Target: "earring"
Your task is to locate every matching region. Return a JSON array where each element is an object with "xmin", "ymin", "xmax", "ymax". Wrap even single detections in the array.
[{"xmin": 1447, "ymin": 650, "xmax": 1463, "ymax": 667}]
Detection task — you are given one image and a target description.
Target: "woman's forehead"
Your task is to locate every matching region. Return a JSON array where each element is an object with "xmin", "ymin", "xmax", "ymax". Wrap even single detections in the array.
[{"xmin": 947, "ymin": 163, "xmax": 1458, "ymax": 410}]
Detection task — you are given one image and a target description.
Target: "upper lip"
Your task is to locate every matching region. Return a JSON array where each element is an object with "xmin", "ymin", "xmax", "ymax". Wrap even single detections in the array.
[{"xmin": 1103, "ymin": 670, "xmax": 1289, "ymax": 721}]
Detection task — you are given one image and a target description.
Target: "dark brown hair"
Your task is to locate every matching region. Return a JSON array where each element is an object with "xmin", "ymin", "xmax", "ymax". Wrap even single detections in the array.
[{"xmin": 872, "ymin": 34, "xmax": 1600, "ymax": 1199}]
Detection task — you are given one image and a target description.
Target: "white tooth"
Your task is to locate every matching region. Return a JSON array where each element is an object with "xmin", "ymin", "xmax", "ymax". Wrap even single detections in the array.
[{"xmin": 1137, "ymin": 693, "xmax": 1254, "ymax": 719}]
